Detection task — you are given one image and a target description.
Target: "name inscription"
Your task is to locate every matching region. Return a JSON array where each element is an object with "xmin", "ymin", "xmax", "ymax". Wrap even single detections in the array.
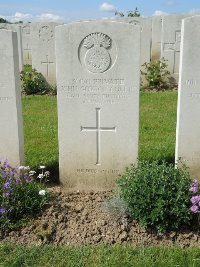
[
  {"xmin": 0, "ymin": 97, "xmax": 13, "ymax": 102},
  {"xmin": 76, "ymin": 168, "xmax": 120, "ymax": 174},
  {"xmin": 58, "ymin": 78, "xmax": 135, "ymax": 104}
]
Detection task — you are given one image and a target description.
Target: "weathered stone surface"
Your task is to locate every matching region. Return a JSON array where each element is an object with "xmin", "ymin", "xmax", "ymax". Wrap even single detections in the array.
[
  {"xmin": 56, "ymin": 21, "xmax": 140, "ymax": 191},
  {"xmin": 31, "ymin": 22, "xmax": 61, "ymax": 86},
  {"xmin": 161, "ymin": 14, "xmax": 187, "ymax": 83},
  {"xmin": 21, "ymin": 23, "xmax": 32, "ymax": 65},
  {"xmin": 0, "ymin": 24, "xmax": 23, "ymax": 71},
  {"xmin": 0, "ymin": 30, "xmax": 24, "ymax": 167},
  {"xmin": 151, "ymin": 16, "xmax": 163, "ymax": 61},
  {"xmin": 176, "ymin": 15, "xmax": 200, "ymax": 179},
  {"xmin": 118, "ymin": 17, "xmax": 151, "ymax": 66}
]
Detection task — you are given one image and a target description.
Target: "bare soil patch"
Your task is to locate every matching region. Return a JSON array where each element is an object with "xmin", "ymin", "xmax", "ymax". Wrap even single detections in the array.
[{"xmin": 0, "ymin": 186, "xmax": 199, "ymax": 248}]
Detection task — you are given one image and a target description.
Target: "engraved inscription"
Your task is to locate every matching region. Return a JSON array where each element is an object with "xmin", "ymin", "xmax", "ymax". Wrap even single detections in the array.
[
  {"xmin": 0, "ymin": 97, "xmax": 13, "ymax": 101},
  {"xmin": 76, "ymin": 168, "xmax": 120, "ymax": 174},
  {"xmin": 39, "ymin": 26, "xmax": 54, "ymax": 42},
  {"xmin": 83, "ymin": 33, "xmax": 111, "ymax": 73},
  {"xmin": 185, "ymin": 80, "xmax": 199, "ymax": 86},
  {"xmin": 81, "ymin": 108, "xmax": 116, "ymax": 165},
  {"xmin": 58, "ymin": 78, "xmax": 135, "ymax": 105}
]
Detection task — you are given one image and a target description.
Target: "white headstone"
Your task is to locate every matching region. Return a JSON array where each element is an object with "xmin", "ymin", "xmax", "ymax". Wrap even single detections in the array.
[
  {"xmin": 151, "ymin": 16, "xmax": 163, "ymax": 61},
  {"xmin": 56, "ymin": 21, "xmax": 140, "ymax": 191},
  {"xmin": 31, "ymin": 22, "xmax": 60, "ymax": 86},
  {"xmin": 121, "ymin": 17, "xmax": 151, "ymax": 66},
  {"xmin": 176, "ymin": 15, "xmax": 200, "ymax": 179},
  {"xmin": 0, "ymin": 30, "xmax": 24, "ymax": 167},
  {"xmin": 0, "ymin": 24, "xmax": 23, "ymax": 71},
  {"xmin": 161, "ymin": 15, "xmax": 187, "ymax": 83},
  {"xmin": 22, "ymin": 23, "xmax": 32, "ymax": 65}
]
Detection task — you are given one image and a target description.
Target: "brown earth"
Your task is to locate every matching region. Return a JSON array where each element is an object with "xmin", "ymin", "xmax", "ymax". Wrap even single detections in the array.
[{"xmin": 0, "ymin": 186, "xmax": 199, "ymax": 248}]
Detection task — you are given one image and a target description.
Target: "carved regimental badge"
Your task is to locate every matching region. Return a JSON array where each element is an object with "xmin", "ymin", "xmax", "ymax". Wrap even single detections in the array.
[
  {"xmin": 39, "ymin": 26, "xmax": 54, "ymax": 42},
  {"xmin": 83, "ymin": 33, "xmax": 112, "ymax": 73}
]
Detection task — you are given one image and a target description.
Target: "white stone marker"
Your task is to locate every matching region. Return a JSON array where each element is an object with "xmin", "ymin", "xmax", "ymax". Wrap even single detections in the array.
[
  {"xmin": 0, "ymin": 24, "xmax": 23, "ymax": 71},
  {"xmin": 31, "ymin": 22, "xmax": 60, "ymax": 86},
  {"xmin": 56, "ymin": 21, "xmax": 140, "ymax": 191},
  {"xmin": 161, "ymin": 14, "xmax": 187, "ymax": 83},
  {"xmin": 120, "ymin": 17, "xmax": 151, "ymax": 66},
  {"xmin": 22, "ymin": 23, "xmax": 32, "ymax": 65},
  {"xmin": 175, "ymin": 15, "xmax": 200, "ymax": 179},
  {"xmin": 0, "ymin": 30, "xmax": 24, "ymax": 167},
  {"xmin": 151, "ymin": 16, "xmax": 163, "ymax": 61}
]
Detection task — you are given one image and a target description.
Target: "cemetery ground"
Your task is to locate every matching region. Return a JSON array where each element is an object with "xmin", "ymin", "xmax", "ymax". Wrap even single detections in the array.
[{"xmin": 1, "ymin": 91, "xmax": 200, "ymax": 267}]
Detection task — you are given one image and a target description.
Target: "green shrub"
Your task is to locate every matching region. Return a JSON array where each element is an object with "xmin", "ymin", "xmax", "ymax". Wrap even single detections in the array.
[
  {"xmin": 0, "ymin": 160, "xmax": 48, "ymax": 230},
  {"xmin": 20, "ymin": 65, "xmax": 50, "ymax": 95},
  {"xmin": 117, "ymin": 161, "xmax": 193, "ymax": 232},
  {"xmin": 141, "ymin": 58, "xmax": 171, "ymax": 90}
]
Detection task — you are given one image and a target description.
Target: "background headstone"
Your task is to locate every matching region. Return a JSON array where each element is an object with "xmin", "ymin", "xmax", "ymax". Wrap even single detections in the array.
[
  {"xmin": 151, "ymin": 16, "xmax": 163, "ymax": 61},
  {"xmin": 22, "ymin": 23, "xmax": 32, "ymax": 65},
  {"xmin": 31, "ymin": 22, "xmax": 61, "ymax": 86},
  {"xmin": 0, "ymin": 30, "xmax": 24, "ymax": 167},
  {"xmin": 161, "ymin": 14, "xmax": 187, "ymax": 83},
  {"xmin": 56, "ymin": 21, "xmax": 140, "ymax": 191},
  {"xmin": 0, "ymin": 24, "xmax": 23, "ymax": 71},
  {"xmin": 121, "ymin": 17, "xmax": 151, "ymax": 66},
  {"xmin": 175, "ymin": 15, "xmax": 200, "ymax": 179}
]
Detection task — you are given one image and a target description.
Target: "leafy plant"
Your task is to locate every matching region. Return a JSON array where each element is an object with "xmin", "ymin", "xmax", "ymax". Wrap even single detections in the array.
[
  {"xmin": 117, "ymin": 161, "xmax": 193, "ymax": 232},
  {"xmin": 0, "ymin": 160, "xmax": 48, "ymax": 230},
  {"xmin": 20, "ymin": 65, "xmax": 50, "ymax": 95},
  {"xmin": 141, "ymin": 58, "xmax": 170, "ymax": 90},
  {"xmin": 115, "ymin": 7, "xmax": 141, "ymax": 17},
  {"xmin": 127, "ymin": 7, "xmax": 140, "ymax": 17}
]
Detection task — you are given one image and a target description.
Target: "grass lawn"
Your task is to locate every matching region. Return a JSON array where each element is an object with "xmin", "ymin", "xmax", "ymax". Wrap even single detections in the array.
[
  {"xmin": 1, "ymin": 244, "xmax": 200, "ymax": 267},
  {"xmin": 22, "ymin": 91, "xmax": 178, "ymax": 171}
]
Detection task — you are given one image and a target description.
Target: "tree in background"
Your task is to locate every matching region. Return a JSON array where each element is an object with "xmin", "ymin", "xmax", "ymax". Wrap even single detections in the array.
[
  {"xmin": 127, "ymin": 7, "xmax": 140, "ymax": 17},
  {"xmin": 115, "ymin": 7, "xmax": 141, "ymax": 18},
  {"xmin": 0, "ymin": 17, "xmax": 9, "ymax": 23}
]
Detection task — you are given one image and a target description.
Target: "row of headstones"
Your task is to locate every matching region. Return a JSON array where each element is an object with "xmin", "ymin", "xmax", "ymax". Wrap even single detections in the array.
[
  {"xmin": 0, "ymin": 13, "xmax": 197, "ymax": 86},
  {"xmin": 1, "ymin": 16, "xmax": 199, "ymax": 191}
]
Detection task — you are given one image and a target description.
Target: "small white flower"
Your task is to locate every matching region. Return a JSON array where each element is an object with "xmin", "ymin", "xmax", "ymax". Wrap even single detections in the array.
[
  {"xmin": 24, "ymin": 166, "xmax": 30, "ymax": 171},
  {"xmin": 38, "ymin": 174, "xmax": 44, "ymax": 179},
  {"xmin": 39, "ymin": 166, "xmax": 46, "ymax": 169},
  {"xmin": 29, "ymin": 171, "xmax": 36, "ymax": 176},
  {"xmin": 39, "ymin": 190, "xmax": 46, "ymax": 196},
  {"xmin": 19, "ymin": 166, "xmax": 25, "ymax": 170}
]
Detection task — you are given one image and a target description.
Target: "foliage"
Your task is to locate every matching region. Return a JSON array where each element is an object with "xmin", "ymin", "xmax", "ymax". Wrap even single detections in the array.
[
  {"xmin": 189, "ymin": 178, "xmax": 200, "ymax": 227},
  {"xmin": 127, "ymin": 7, "xmax": 140, "ymax": 17},
  {"xmin": 0, "ymin": 17, "xmax": 9, "ymax": 23},
  {"xmin": 0, "ymin": 160, "xmax": 48, "ymax": 230},
  {"xmin": 20, "ymin": 65, "xmax": 51, "ymax": 95},
  {"xmin": 117, "ymin": 161, "xmax": 193, "ymax": 232},
  {"xmin": 141, "ymin": 58, "xmax": 171, "ymax": 90},
  {"xmin": 114, "ymin": 11, "xmax": 125, "ymax": 17},
  {"xmin": 115, "ymin": 7, "xmax": 140, "ymax": 17}
]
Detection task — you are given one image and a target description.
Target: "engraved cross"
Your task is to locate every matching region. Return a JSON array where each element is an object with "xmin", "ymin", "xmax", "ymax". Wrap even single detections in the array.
[
  {"xmin": 163, "ymin": 31, "xmax": 181, "ymax": 52},
  {"xmin": 41, "ymin": 55, "xmax": 54, "ymax": 76},
  {"xmin": 81, "ymin": 108, "xmax": 116, "ymax": 165},
  {"xmin": 24, "ymin": 44, "xmax": 31, "ymax": 60}
]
